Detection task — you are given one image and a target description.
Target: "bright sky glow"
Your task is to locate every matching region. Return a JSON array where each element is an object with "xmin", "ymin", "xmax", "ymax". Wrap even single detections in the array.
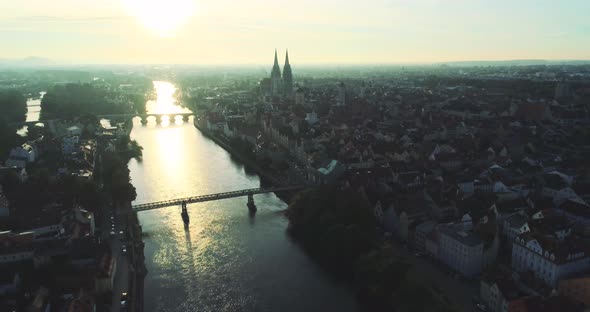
[
  {"xmin": 0, "ymin": 0, "xmax": 589, "ymax": 64},
  {"xmin": 123, "ymin": 0, "xmax": 195, "ymax": 37}
]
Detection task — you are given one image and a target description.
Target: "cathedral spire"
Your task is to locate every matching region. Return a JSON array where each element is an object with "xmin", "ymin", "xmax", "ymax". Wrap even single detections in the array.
[
  {"xmin": 273, "ymin": 49, "xmax": 279, "ymax": 67},
  {"xmin": 285, "ymin": 49, "xmax": 290, "ymax": 65},
  {"xmin": 282, "ymin": 49, "xmax": 293, "ymax": 98},
  {"xmin": 271, "ymin": 49, "xmax": 281, "ymax": 78},
  {"xmin": 270, "ymin": 49, "xmax": 282, "ymax": 96}
]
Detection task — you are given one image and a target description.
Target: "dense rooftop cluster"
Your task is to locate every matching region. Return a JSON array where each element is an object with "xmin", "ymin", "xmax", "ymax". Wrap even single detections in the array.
[
  {"xmin": 0, "ymin": 76, "xmax": 149, "ymax": 311},
  {"xmin": 188, "ymin": 63, "xmax": 590, "ymax": 311}
]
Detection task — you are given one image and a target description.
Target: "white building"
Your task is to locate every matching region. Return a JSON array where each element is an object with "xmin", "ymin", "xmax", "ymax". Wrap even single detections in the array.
[
  {"xmin": 543, "ymin": 186, "xmax": 580, "ymax": 205},
  {"xmin": 305, "ymin": 111, "xmax": 318, "ymax": 125},
  {"xmin": 437, "ymin": 225, "xmax": 484, "ymax": 276},
  {"xmin": 5, "ymin": 143, "xmax": 37, "ymax": 168},
  {"xmin": 511, "ymin": 234, "xmax": 590, "ymax": 287},
  {"xmin": 502, "ymin": 213, "xmax": 530, "ymax": 243},
  {"xmin": 480, "ymin": 277, "xmax": 525, "ymax": 312},
  {"xmin": 62, "ymin": 136, "xmax": 80, "ymax": 156},
  {"xmin": 66, "ymin": 126, "xmax": 82, "ymax": 136}
]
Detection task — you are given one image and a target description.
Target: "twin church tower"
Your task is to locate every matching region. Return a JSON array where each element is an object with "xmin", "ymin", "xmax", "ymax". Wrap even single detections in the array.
[{"xmin": 267, "ymin": 49, "xmax": 293, "ymax": 99}]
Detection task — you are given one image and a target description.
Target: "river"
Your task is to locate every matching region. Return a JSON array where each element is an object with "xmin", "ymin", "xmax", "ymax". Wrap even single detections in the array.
[
  {"xmin": 26, "ymin": 92, "xmax": 44, "ymax": 122},
  {"xmin": 129, "ymin": 81, "xmax": 359, "ymax": 312},
  {"xmin": 17, "ymin": 91, "xmax": 46, "ymax": 136}
]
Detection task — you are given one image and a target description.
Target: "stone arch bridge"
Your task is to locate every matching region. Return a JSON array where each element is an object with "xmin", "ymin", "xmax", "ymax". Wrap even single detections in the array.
[{"xmin": 98, "ymin": 113, "xmax": 195, "ymax": 124}]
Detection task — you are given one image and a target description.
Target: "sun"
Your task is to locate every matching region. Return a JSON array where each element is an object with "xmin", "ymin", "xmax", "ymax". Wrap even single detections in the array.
[{"xmin": 123, "ymin": 0, "xmax": 195, "ymax": 37}]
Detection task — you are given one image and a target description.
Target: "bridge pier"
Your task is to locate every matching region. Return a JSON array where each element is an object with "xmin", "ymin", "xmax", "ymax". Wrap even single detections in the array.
[
  {"xmin": 140, "ymin": 117, "xmax": 148, "ymax": 125},
  {"xmin": 182, "ymin": 115, "xmax": 190, "ymax": 122},
  {"xmin": 181, "ymin": 201, "xmax": 190, "ymax": 226},
  {"xmin": 156, "ymin": 115, "xmax": 164, "ymax": 124},
  {"xmin": 247, "ymin": 194, "xmax": 257, "ymax": 212}
]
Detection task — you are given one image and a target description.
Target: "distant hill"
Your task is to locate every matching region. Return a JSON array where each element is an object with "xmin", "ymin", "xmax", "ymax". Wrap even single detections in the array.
[{"xmin": 0, "ymin": 56, "xmax": 54, "ymax": 67}]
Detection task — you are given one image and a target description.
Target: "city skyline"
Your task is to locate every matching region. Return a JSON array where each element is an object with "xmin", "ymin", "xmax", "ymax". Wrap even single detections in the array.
[
  {"xmin": 1, "ymin": 0, "xmax": 589, "ymax": 65},
  {"xmin": 2, "ymin": 2, "xmax": 590, "ymax": 310}
]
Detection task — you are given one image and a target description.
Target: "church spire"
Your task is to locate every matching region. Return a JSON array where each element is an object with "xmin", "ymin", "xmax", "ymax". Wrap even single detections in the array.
[
  {"xmin": 270, "ymin": 49, "xmax": 282, "ymax": 96},
  {"xmin": 285, "ymin": 49, "xmax": 290, "ymax": 65},
  {"xmin": 271, "ymin": 48, "xmax": 281, "ymax": 78},
  {"xmin": 282, "ymin": 49, "xmax": 293, "ymax": 98}
]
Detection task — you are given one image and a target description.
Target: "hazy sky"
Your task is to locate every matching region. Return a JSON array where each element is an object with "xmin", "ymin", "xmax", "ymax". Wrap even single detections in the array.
[{"xmin": 1, "ymin": 0, "xmax": 589, "ymax": 64}]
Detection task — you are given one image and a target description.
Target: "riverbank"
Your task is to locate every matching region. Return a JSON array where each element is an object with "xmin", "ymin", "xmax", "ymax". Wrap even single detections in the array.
[
  {"xmin": 98, "ymin": 119, "xmax": 146, "ymax": 312},
  {"xmin": 193, "ymin": 118, "xmax": 300, "ymax": 204},
  {"xmin": 121, "ymin": 121, "xmax": 146, "ymax": 312}
]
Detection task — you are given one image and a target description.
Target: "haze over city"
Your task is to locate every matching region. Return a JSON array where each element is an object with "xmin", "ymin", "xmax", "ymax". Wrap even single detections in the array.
[
  {"xmin": 2, "ymin": 1, "xmax": 590, "ymax": 312},
  {"xmin": 1, "ymin": 0, "xmax": 589, "ymax": 65}
]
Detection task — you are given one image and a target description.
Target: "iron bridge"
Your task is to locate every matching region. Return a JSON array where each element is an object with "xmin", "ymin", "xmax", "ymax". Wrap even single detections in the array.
[{"xmin": 131, "ymin": 185, "xmax": 304, "ymax": 212}]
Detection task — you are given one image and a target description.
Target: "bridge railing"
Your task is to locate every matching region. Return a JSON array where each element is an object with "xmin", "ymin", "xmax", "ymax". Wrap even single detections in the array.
[{"xmin": 131, "ymin": 186, "xmax": 303, "ymax": 211}]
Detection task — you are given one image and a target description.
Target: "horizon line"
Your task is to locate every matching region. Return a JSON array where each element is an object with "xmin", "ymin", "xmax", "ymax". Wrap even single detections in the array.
[{"xmin": 2, "ymin": 58, "xmax": 590, "ymax": 68}]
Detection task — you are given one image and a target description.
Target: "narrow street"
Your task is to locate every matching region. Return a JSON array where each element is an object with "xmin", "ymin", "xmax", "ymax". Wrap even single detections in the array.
[
  {"xmin": 99, "ymin": 203, "xmax": 130, "ymax": 312},
  {"xmin": 110, "ymin": 236, "xmax": 129, "ymax": 312}
]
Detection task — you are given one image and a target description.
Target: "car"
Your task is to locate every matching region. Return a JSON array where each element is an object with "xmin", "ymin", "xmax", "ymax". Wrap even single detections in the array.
[
  {"xmin": 110, "ymin": 231, "xmax": 116, "ymax": 236},
  {"xmin": 120, "ymin": 299, "xmax": 128, "ymax": 312},
  {"xmin": 476, "ymin": 303, "xmax": 487, "ymax": 311}
]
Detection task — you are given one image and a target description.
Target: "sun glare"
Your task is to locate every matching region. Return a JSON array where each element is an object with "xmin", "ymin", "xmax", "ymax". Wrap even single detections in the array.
[{"xmin": 123, "ymin": 0, "xmax": 195, "ymax": 37}]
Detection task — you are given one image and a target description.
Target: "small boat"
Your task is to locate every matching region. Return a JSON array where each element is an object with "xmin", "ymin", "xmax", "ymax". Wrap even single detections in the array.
[{"xmin": 181, "ymin": 202, "xmax": 190, "ymax": 225}]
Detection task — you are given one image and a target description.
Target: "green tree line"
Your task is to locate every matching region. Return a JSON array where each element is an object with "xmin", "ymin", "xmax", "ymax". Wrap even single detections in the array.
[{"xmin": 287, "ymin": 187, "xmax": 457, "ymax": 312}]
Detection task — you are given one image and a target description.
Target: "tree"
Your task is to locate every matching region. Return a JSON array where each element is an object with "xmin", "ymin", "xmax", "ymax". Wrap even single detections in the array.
[
  {"xmin": 0, "ymin": 90, "xmax": 27, "ymax": 124},
  {"xmin": 287, "ymin": 186, "xmax": 376, "ymax": 270},
  {"xmin": 75, "ymin": 179, "xmax": 102, "ymax": 210},
  {"xmin": 25, "ymin": 124, "xmax": 46, "ymax": 141},
  {"xmin": 287, "ymin": 187, "xmax": 458, "ymax": 312},
  {"xmin": 114, "ymin": 136, "xmax": 143, "ymax": 160},
  {"xmin": 129, "ymin": 93, "xmax": 147, "ymax": 114},
  {"xmin": 356, "ymin": 244, "xmax": 410, "ymax": 308},
  {"xmin": 41, "ymin": 83, "xmax": 134, "ymax": 120},
  {"xmin": 101, "ymin": 150, "xmax": 137, "ymax": 204},
  {"xmin": 110, "ymin": 166, "xmax": 136, "ymax": 203},
  {"xmin": 0, "ymin": 169, "xmax": 21, "ymax": 195},
  {"xmin": 0, "ymin": 121, "xmax": 23, "ymax": 159}
]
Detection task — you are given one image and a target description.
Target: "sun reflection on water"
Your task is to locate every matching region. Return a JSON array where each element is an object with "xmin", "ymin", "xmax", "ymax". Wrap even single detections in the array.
[
  {"xmin": 130, "ymin": 81, "xmax": 360, "ymax": 312},
  {"xmin": 146, "ymin": 81, "xmax": 192, "ymax": 115}
]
